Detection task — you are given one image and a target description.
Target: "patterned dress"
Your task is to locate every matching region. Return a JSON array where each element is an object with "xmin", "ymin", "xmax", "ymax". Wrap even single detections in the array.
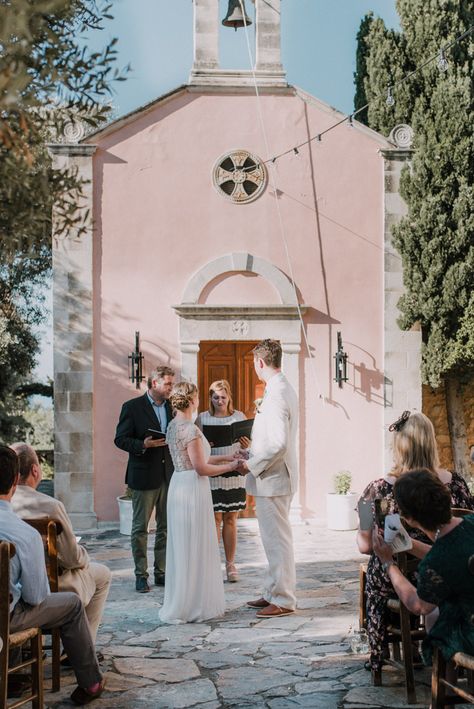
[
  {"xmin": 360, "ymin": 471, "xmax": 474, "ymax": 671},
  {"xmin": 195, "ymin": 411, "xmax": 247, "ymax": 513}
]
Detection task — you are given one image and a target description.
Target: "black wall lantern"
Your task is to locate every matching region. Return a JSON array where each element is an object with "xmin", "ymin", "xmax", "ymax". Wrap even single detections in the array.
[
  {"xmin": 333, "ymin": 331, "xmax": 348, "ymax": 388},
  {"xmin": 128, "ymin": 331, "xmax": 144, "ymax": 389}
]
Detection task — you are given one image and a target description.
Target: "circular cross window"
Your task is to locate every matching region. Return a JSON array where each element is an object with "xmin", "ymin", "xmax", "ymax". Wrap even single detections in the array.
[{"xmin": 213, "ymin": 149, "xmax": 267, "ymax": 204}]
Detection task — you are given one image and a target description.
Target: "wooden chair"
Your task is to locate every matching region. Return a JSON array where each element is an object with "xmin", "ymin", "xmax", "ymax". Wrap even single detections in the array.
[
  {"xmin": 359, "ymin": 562, "xmax": 368, "ymax": 631},
  {"xmin": 432, "ymin": 648, "xmax": 474, "ymax": 707},
  {"xmin": 0, "ymin": 540, "xmax": 44, "ymax": 708},
  {"xmin": 452, "ymin": 508, "xmax": 473, "ymax": 518},
  {"xmin": 24, "ymin": 519, "xmax": 63, "ymax": 693},
  {"xmin": 383, "ymin": 551, "xmax": 426, "ymax": 704}
]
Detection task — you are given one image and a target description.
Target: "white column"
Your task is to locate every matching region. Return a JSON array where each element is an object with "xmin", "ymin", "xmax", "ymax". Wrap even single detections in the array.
[
  {"xmin": 255, "ymin": 0, "xmax": 284, "ymax": 75},
  {"xmin": 191, "ymin": 0, "xmax": 219, "ymax": 74},
  {"xmin": 48, "ymin": 143, "xmax": 97, "ymax": 530},
  {"xmin": 382, "ymin": 147, "xmax": 422, "ymax": 471}
]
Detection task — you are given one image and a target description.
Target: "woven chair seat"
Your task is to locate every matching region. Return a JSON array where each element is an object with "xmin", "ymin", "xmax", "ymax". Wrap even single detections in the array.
[{"xmin": 9, "ymin": 627, "xmax": 40, "ymax": 647}]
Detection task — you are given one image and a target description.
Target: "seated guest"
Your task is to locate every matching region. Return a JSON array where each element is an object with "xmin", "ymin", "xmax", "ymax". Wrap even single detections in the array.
[
  {"xmin": 10, "ymin": 443, "xmax": 111, "ymax": 643},
  {"xmin": 357, "ymin": 410, "xmax": 474, "ymax": 675},
  {"xmin": 0, "ymin": 445, "xmax": 105, "ymax": 705},
  {"xmin": 373, "ymin": 469, "xmax": 474, "ymax": 665}
]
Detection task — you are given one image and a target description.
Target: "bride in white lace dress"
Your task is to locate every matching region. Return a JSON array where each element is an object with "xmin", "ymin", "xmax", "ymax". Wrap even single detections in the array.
[{"xmin": 159, "ymin": 381, "xmax": 242, "ymax": 624}]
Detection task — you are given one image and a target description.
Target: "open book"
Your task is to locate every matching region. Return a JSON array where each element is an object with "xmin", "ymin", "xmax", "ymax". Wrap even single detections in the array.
[
  {"xmin": 384, "ymin": 513, "xmax": 413, "ymax": 553},
  {"xmin": 202, "ymin": 419, "xmax": 254, "ymax": 448}
]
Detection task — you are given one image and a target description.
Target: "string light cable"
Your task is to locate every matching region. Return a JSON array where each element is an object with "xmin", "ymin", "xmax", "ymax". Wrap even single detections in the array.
[
  {"xmin": 238, "ymin": 0, "xmax": 326, "ymax": 403},
  {"xmin": 261, "ymin": 23, "xmax": 474, "ymax": 164}
]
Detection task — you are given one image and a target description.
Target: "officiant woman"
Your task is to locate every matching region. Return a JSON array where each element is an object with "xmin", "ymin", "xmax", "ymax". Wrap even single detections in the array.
[
  {"xmin": 356, "ymin": 410, "xmax": 474, "ymax": 680},
  {"xmin": 196, "ymin": 380, "xmax": 250, "ymax": 583}
]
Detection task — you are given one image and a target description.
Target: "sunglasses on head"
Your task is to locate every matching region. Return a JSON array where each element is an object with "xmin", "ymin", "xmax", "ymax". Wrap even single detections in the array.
[{"xmin": 388, "ymin": 410, "xmax": 411, "ymax": 432}]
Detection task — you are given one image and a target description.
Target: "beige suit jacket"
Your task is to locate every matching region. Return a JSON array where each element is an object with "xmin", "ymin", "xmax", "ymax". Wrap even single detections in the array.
[
  {"xmin": 11, "ymin": 485, "xmax": 96, "ymax": 604},
  {"xmin": 246, "ymin": 372, "xmax": 299, "ymax": 497}
]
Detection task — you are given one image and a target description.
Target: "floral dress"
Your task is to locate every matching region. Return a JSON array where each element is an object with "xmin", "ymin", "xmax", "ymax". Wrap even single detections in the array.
[{"xmin": 360, "ymin": 471, "xmax": 474, "ymax": 671}]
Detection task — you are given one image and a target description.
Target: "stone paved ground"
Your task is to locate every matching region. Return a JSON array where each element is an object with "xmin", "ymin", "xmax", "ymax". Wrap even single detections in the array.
[{"xmin": 42, "ymin": 519, "xmax": 431, "ymax": 708}]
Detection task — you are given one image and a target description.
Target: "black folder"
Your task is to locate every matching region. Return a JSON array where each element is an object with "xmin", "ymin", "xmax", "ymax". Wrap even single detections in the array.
[{"xmin": 202, "ymin": 419, "xmax": 254, "ymax": 447}]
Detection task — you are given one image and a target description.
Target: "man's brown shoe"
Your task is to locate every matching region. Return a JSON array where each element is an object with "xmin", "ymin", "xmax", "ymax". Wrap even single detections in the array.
[
  {"xmin": 246, "ymin": 597, "xmax": 270, "ymax": 609},
  {"xmin": 70, "ymin": 679, "xmax": 106, "ymax": 705},
  {"xmin": 256, "ymin": 603, "xmax": 294, "ymax": 618}
]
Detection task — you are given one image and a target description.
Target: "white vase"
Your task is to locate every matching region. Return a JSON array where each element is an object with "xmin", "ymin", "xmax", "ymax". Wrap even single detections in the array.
[
  {"xmin": 326, "ymin": 492, "xmax": 358, "ymax": 531},
  {"xmin": 117, "ymin": 496, "xmax": 133, "ymax": 535},
  {"xmin": 116, "ymin": 496, "xmax": 157, "ymax": 536}
]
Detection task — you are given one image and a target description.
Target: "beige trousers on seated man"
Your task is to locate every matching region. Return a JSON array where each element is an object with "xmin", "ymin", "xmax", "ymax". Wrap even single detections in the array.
[{"xmin": 12, "ymin": 484, "xmax": 111, "ymax": 641}]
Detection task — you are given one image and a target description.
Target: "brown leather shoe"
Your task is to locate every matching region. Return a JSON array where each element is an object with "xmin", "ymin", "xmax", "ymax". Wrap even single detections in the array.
[
  {"xmin": 256, "ymin": 603, "xmax": 294, "ymax": 618},
  {"xmin": 247, "ymin": 597, "xmax": 270, "ymax": 608},
  {"xmin": 70, "ymin": 679, "xmax": 106, "ymax": 705}
]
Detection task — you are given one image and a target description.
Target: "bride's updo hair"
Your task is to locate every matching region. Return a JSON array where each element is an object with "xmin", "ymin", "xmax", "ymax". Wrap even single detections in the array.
[{"xmin": 170, "ymin": 381, "xmax": 198, "ymax": 412}]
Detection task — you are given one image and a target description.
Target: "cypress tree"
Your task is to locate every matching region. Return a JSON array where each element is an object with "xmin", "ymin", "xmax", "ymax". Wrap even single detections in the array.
[{"xmin": 355, "ymin": 1, "xmax": 474, "ymax": 475}]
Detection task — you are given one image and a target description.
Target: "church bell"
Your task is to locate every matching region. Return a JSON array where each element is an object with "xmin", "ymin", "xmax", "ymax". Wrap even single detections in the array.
[{"xmin": 222, "ymin": 0, "xmax": 252, "ymax": 31}]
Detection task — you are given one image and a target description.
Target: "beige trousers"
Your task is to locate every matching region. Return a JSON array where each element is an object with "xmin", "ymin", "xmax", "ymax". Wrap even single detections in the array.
[
  {"xmin": 255, "ymin": 495, "xmax": 296, "ymax": 610},
  {"xmin": 59, "ymin": 562, "xmax": 111, "ymax": 642}
]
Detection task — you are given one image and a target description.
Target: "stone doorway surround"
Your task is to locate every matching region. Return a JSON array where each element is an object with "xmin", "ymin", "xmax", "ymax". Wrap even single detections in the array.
[
  {"xmin": 173, "ymin": 252, "xmax": 306, "ymax": 516},
  {"xmin": 172, "ymin": 252, "xmax": 306, "ymax": 396}
]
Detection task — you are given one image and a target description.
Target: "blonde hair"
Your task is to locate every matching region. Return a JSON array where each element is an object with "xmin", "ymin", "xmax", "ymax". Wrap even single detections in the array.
[
  {"xmin": 253, "ymin": 339, "xmax": 282, "ymax": 369},
  {"xmin": 391, "ymin": 411, "xmax": 440, "ymax": 478},
  {"xmin": 170, "ymin": 381, "xmax": 197, "ymax": 412},
  {"xmin": 208, "ymin": 380, "xmax": 234, "ymax": 416}
]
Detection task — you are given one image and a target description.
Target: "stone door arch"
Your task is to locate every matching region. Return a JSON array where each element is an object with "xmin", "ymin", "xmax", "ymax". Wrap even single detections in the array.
[{"xmin": 173, "ymin": 251, "xmax": 305, "ymax": 397}]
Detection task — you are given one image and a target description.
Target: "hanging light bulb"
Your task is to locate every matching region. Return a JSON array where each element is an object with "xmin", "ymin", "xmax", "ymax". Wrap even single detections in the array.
[
  {"xmin": 438, "ymin": 49, "xmax": 449, "ymax": 72},
  {"xmin": 347, "ymin": 114, "xmax": 354, "ymax": 128},
  {"xmin": 293, "ymin": 147, "xmax": 299, "ymax": 155},
  {"xmin": 316, "ymin": 134, "xmax": 322, "ymax": 145},
  {"xmin": 386, "ymin": 86, "xmax": 395, "ymax": 107}
]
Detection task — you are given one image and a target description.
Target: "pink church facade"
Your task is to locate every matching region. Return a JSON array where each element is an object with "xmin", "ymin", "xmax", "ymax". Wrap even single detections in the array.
[{"xmin": 49, "ymin": 0, "xmax": 421, "ymax": 527}]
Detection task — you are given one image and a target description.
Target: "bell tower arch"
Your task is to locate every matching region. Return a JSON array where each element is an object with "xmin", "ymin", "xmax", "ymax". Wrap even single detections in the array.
[{"xmin": 189, "ymin": 0, "xmax": 287, "ymax": 88}]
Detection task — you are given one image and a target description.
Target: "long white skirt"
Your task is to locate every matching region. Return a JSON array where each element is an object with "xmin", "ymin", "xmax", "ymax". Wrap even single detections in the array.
[{"xmin": 159, "ymin": 470, "xmax": 225, "ymax": 624}]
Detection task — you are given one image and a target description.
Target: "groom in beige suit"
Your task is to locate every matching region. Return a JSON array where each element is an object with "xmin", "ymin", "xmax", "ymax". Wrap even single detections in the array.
[{"xmin": 240, "ymin": 339, "xmax": 298, "ymax": 618}]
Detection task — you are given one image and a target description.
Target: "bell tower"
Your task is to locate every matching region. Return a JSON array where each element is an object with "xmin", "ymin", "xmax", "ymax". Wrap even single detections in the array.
[{"xmin": 189, "ymin": 0, "xmax": 287, "ymax": 88}]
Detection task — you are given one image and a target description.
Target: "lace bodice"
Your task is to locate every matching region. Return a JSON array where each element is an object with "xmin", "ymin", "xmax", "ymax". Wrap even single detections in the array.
[{"xmin": 166, "ymin": 419, "xmax": 211, "ymax": 472}]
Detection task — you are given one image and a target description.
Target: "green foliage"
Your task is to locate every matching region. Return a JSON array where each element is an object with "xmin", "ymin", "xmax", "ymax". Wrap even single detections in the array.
[
  {"xmin": 334, "ymin": 471, "xmax": 352, "ymax": 495},
  {"xmin": 353, "ymin": 12, "xmax": 374, "ymax": 125},
  {"xmin": 354, "ymin": 1, "xmax": 474, "ymax": 387},
  {"xmin": 0, "ymin": 0, "xmax": 126, "ymax": 438},
  {"xmin": 22, "ymin": 403, "xmax": 54, "ymax": 450}
]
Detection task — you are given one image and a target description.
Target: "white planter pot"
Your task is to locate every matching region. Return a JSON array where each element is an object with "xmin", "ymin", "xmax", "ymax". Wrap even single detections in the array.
[
  {"xmin": 117, "ymin": 496, "xmax": 133, "ymax": 535},
  {"xmin": 116, "ymin": 496, "xmax": 157, "ymax": 536},
  {"xmin": 326, "ymin": 492, "xmax": 358, "ymax": 531}
]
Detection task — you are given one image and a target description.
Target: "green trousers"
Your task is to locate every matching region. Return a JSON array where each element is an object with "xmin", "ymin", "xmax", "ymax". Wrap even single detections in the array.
[{"xmin": 131, "ymin": 486, "xmax": 168, "ymax": 578}]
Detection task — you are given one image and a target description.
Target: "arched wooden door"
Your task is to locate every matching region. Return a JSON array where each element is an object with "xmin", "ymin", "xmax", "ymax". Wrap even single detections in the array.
[{"xmin": 198, "ymin": 341, "xmax": 265, "ymax": 517}]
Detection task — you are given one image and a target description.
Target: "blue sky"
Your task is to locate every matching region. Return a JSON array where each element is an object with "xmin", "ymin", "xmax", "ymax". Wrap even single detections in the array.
[
  {"xmin": 88, "ymin": 0, "xmax": 399, "ymax": 117},
  {"xmin": 36, "ymin": 0, "xmax": 399, "ymax": 383}
]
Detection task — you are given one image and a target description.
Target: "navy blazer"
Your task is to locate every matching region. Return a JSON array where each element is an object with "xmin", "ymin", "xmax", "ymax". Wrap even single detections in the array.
[{"xmin": 114, "ymin": 393, "xmax": 174, "ymax": 490}]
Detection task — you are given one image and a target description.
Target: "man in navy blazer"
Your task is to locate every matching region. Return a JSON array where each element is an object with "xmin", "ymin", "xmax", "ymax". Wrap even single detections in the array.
[{"xmin": 115, "ymin": 366, "xmax": 175, "ymax": 593}]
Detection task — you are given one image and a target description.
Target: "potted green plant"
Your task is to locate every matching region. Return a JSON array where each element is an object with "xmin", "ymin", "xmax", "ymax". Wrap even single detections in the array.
[{"xmin": 326, "ymin": 470, "xmax": 358, "ymax": 530}]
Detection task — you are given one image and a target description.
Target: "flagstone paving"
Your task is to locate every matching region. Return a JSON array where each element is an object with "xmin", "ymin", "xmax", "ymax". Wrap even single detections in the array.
[{"xmin": 42, "ymin": 519, "xmax": 431, "ymax": 708}]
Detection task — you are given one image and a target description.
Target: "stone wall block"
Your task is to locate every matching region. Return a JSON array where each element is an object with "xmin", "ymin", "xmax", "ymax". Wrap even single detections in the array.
[
  {"xmin": 70, "ymin": 432, "xmax": 92, "ymax": 454},
  {"xmin": 56, "ymin": 372, "xmax": 92, "ymax": 393},
  {"xmin": 55, "ymin": 411, "xmax": 91, "ymax": 435},
  {"xmin": 69, "ymin": 393, "xmax": 93, "ymax": 412}
]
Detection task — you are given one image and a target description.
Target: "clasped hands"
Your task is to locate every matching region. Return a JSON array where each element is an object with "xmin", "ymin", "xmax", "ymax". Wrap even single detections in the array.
[{"xmin": 232, "ymin": 448, "xmax": 250, "ymax": 473}]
